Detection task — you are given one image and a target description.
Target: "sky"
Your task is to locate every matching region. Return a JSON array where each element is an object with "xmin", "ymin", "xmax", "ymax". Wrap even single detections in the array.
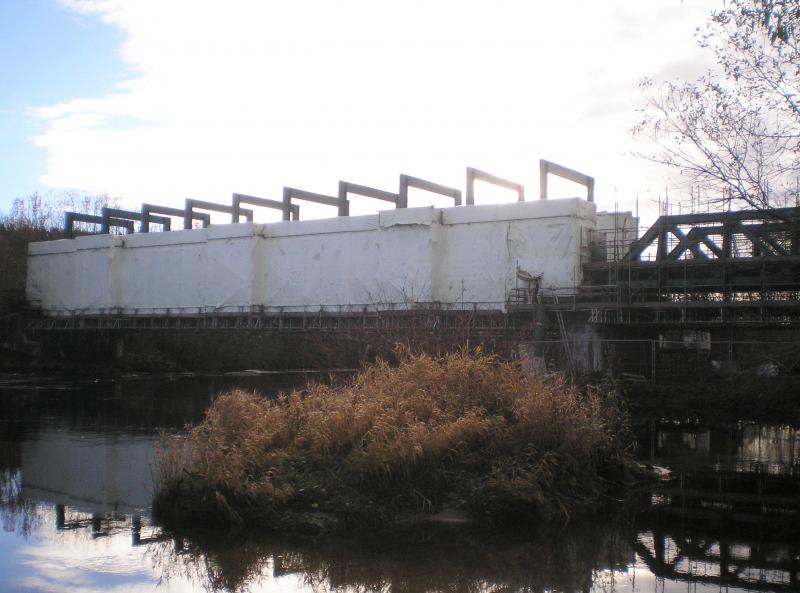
[{"xmin": 0, "ymin": 0, "xmax": 722, "ymax": 226}]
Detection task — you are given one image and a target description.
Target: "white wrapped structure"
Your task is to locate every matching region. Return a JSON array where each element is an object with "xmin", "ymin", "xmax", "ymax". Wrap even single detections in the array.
[{"xmin": 27, "ymin": 199, "xmax": 596, "ymax": 316}]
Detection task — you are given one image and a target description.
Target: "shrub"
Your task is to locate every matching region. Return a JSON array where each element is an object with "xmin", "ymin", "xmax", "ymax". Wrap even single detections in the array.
[{"xmin": 153, "ymin": 349, "xmax": 635, "ymax": 531}]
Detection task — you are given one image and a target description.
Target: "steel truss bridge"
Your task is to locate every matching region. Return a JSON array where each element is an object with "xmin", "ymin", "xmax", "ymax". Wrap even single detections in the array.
[{"xmin": 573, "ymin": 207, "xmax": 800, "ymax": 326}]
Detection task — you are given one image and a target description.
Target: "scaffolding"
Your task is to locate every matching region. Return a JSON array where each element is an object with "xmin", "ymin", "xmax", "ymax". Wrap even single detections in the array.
[{"xmin": 559, "ymin": 207, "xmax": 800, "ymax": 327}]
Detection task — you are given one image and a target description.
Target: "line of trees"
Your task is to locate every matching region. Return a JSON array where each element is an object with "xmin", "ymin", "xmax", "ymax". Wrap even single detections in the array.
[
  {"xmin": 0, "ymin": 191, "xmax": 116, "ymax": 231},
  {"xmin": 634, "ymin": 0, "xmax": 800, "ymax": 212},
  {"xmin": 0, "ymin": 192, "xmax": 116, "ymax": 296}
]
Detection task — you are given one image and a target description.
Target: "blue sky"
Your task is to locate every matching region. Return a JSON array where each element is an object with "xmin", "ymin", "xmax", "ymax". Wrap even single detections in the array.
[
  {"xmin": 0, "ymin": 0, "xmax": 125, "ymax": 209},
  {"xmin": 0, "ymin": 0, "xmax": 720, "ymax": 224}
]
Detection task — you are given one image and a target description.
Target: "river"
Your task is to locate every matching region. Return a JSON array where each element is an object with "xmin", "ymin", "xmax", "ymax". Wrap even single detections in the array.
[{"xmin": 1, "ymin": 374, "xmax": 798, "ymax": 593}]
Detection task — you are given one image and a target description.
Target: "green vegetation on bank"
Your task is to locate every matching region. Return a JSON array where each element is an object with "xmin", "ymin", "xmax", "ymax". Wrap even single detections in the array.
[{"xmin": 153, "ymin": 350, "xmax": 637, "ymax": 532}]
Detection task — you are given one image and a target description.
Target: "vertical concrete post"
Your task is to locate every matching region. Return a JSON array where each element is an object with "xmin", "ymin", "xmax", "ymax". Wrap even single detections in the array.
[
  {"xmin": 282, "ymin": 187, "xmax": 292, "ymax": 221},
  {"xmin": 398, "ymin": 175, "xmax": 409, "ymax": 208},
  {"xmin": 466, "ymin": 168, "xmax": 475, "ymax": 206},
  {"xmin": 539, "ymin": 161, "xmax": 548, "ymax": 200},
  {"xmin": 183, "ymin": 200, "xmax": 194, "ymax": 230},
  {"xmin": 100, "ymin": 208, "xmax": 110, "ymax": 234},
  {"xmin": 231, "ymin": 194, "xmax": 240, "ymax": 223},
  {"xmin": 337, "ymin": 184, "xmax": 349, "ymax": 217},
  {"xmin": 64, "ymin": 212, "xmax": 75, "ymax": 239}
]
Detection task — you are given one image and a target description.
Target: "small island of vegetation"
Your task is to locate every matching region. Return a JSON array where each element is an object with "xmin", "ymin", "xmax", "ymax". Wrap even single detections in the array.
[{"xmin": 153, "ymin": 349, "xmax": 639, "ymax": 533}]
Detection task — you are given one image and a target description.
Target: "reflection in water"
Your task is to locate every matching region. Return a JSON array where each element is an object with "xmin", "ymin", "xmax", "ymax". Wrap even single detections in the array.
[
  {"xmin": 3, "ymin": 491, "xmax": 796, "ymax": 593},
  {"xmin": 620, "ymin": 421, "xmax": 800, "ymax": 593},
  {"xmin": 1, "ymin": 375, "xmax": 800, "ymax": 593},
  {"xmin": 650, "ymin": 423, "xmax": 800, "ymax": 475},
  {"xmin": 21, "ymin": 431, "xmax": 156, "ymax": 513},
  {"xmin": 0, "ymin": 372, "xmax": 308, "ymax": 434},
  {"xmin": 149, "ymin": 522, "xmax": 631, "ymax": 593},
  {"xmin": 631, "ymin": 487, "xmax": 800, "ymax": 593},
  {"xmin": 3, "ymin": 457, "xmax": 633, "ymax": 593},
  {"xmin": 1, "ymin": 469, "xmax": 40, "ymax": 538}
]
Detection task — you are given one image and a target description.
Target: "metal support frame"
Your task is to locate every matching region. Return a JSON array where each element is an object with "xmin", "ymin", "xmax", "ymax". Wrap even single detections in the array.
[
  {"xmin": 184, "ymin": 199, "xmax": 253, "ymax": 230},
  {"xmin": 141, "ymin": 204, "xmax": 210, "ymax": 233},
  {"xmin": 466, "ymin": 167, "xmax": 524, "ymax": 205},
  {"xmin": 64, "ymin": 212, "xmax": 134, "ymax": 239},
  {"xmin": 338, "ymin": 181, "xmax": 399, "ymax": 211},
  {"xmin": 60, "ymin": 166, "xmax": 530, "ymax": 238},
  {"xmin": 100, "ymin": 208, "xmax": 171, "ymax": 234},
  {"xmin": 576, "ymin": 205, "xmax": 800, "ymax": 327},
  {"xmin": 232, "ymin": 193, "xmax": 299, "ymax": 222},
  {"xmin": 625, "ymin": 207, "xmax": 800, "ymax": 262},
  {"xmin": 398, "ymin": 174, "xmax": 461, "ymax": 208},
  {"xmin": 282, "ymin": 187, "xmax": 346, "ymax": 221},
  {"xmin": 539, "ymin": 159, "xmax": 594, "ymax": 202}
]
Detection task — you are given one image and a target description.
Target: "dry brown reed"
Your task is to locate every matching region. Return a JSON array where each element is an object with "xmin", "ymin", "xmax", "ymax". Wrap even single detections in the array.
[{"xmin": 153, "ymin": 348, "xmax": 634, "ymax": 531}]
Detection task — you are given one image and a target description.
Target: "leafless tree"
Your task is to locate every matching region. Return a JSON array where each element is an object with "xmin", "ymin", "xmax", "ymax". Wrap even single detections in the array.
[
  {"xmin": 1, "ymin": 190, "xmax": 118, "ymax": 231},
  {"xmin": 0, "ymin": 191, "xmax": 119, "ymax": 293},
  {"xmin": 633, "ymin": 0, "xmax": 800, "ymax": 212}
]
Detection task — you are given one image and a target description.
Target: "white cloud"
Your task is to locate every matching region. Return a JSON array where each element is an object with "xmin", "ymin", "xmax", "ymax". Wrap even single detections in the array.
[{"xmin": 38, "ymin": 0, "xmax": 721, "ymax": 223}]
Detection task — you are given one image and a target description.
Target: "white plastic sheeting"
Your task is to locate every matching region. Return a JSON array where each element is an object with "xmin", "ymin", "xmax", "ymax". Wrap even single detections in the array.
[
  {"xmin": 596, "ymin": 210, "xmax": 639, "ymax": 261},
  {"xmin": 27, "ymin": 198, "xmax": 596, "ymax": 315}
]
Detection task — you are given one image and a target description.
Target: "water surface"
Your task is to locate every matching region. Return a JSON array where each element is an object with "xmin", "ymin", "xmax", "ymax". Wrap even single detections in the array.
[{"xmin": 1, "ymin": 375, "xmax": 798, "ymax": 592}]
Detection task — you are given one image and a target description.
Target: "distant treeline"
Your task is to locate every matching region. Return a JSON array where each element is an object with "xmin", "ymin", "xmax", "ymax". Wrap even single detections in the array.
[{"xmin": 0, "ymin": 192, "xmax": 116, "ymax": 301}]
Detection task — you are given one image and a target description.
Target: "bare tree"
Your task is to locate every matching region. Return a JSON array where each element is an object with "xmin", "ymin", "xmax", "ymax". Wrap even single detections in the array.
[
  {"xmin": 633, "ymin": 0, "xmax": 800, "ymax": 211},
  {"xmin": 0, "ymin": 191, "xmax": 119, "ymax": 294},
  {"xmin": 1, "ymin": 190, "xmax": 118, "ymax": 231}
]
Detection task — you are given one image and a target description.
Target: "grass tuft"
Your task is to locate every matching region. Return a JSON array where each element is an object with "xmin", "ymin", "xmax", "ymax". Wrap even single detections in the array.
[{"xmin": 153, "ymin": 348, "xmax": 636, "ymax": 531}]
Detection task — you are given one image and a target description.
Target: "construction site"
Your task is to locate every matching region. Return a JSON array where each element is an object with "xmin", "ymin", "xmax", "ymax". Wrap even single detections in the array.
[{"xmin": 8, "ymin": 159, "xmax": 800, "ymax": 378}]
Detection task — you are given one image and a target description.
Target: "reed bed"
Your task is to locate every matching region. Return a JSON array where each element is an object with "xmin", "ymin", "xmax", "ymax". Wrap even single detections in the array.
[{"xmin": 153, "ymin": 349, "xmax": 635, "ymax": 531}]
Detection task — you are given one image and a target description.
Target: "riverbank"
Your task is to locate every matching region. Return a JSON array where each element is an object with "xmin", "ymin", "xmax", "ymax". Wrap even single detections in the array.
[{"xmin": 153, "ymin": 350, "xmax": 639, "ymax": 533}]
